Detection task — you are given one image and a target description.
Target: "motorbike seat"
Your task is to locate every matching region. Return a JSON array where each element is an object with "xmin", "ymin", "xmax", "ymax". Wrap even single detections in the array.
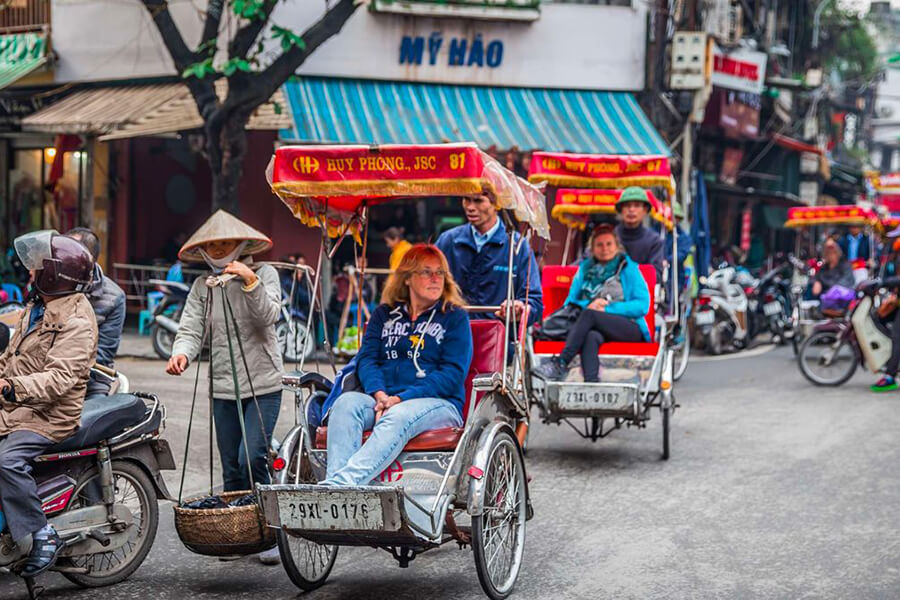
[{"xmin": 46, "ymin": 394, "xmax": 148, "ymax": 453}]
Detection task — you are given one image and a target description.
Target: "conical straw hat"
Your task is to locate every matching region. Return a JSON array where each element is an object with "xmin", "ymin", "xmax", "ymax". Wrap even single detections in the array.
[{"xmin": 178, "ymin": 209, "xmax": 273, "ymax": 262}]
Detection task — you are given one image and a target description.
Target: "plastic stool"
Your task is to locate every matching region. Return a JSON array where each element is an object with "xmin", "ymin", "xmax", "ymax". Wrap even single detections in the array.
[{"xmin": 138, "ymin": 310, "xmax": 154, "ymax": 336}]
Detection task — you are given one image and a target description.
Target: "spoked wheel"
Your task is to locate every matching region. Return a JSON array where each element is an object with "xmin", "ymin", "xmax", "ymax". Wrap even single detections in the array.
[
  {"xmin": 277, "ymin": 530, "xmax": 338, "ymax": 591},
  {"xmin": 277, "ymin": 435, "xmax": 337, "ymax": 591},
  {"xmin": 62, "ymin": 460, "xmax": 159, "ymax": 587},
  {"xmin": 673, "ymin": 326, "xmax": 690, "ymax": 381},
  {"xmin": 472, "ymin": 431, "xmax": 527, "ymax": 600},
  {"xmin": 798, "ymin": 330, "xmax": 858, "ymax": 386}
]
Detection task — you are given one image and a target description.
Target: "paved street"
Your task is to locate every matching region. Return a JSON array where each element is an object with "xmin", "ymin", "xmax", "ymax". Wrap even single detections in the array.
[{"xmin": 3, "ymin": 344, "xmax": 900, "ymax": 599}]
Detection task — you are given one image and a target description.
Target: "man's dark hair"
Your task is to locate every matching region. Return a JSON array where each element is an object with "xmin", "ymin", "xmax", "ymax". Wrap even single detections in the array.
[
  {"xmin": 383, "ymin": 226, "xmax": 404, "ymax": 241},
  {"xmin": 65, "ymin": 227, "xmax": 100, "ymax": 262}
]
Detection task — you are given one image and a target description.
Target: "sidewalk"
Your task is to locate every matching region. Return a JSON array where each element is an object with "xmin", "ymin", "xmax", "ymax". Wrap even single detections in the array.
[{"xmin": 116, "ymin": 330, "xmax": 160, "ymax": 360}]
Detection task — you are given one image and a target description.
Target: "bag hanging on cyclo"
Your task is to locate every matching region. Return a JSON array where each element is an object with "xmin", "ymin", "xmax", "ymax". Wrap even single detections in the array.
[{"xmin": 534, "ymin": 304, "xmax": 582, "ymax": 341}]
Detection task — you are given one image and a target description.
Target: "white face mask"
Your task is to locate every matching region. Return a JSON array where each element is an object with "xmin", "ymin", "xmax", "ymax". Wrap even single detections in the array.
[{"xmin": 199, "ymin": 241, "xmax": 248, "ymax": 273}]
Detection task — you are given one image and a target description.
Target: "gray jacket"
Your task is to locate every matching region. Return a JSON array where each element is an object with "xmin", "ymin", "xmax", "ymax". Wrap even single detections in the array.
[{"xmin": 172, "ymin": 263, "xmax": 283, "ymax": 400}]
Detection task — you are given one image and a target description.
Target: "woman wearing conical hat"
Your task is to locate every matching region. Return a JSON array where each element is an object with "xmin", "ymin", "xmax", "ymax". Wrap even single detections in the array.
[{"xmin": 165, "ymin": 210, "xmax": 283, "ymax": 499}]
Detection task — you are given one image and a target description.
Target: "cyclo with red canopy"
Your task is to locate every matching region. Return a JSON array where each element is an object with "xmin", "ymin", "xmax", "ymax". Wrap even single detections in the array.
[
  {"xmin": 256, "ymin": 143, "xmax": 548, "ymax": 599},
  {"xmin": 526, "ymin": 152, "xmax": 679, "ymax": 459}
]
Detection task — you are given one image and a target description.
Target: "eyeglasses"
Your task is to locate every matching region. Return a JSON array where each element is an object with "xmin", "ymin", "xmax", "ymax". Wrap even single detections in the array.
[{"xmin": 413, "ymin": 269, "xmax": 447, "ymax": 280}]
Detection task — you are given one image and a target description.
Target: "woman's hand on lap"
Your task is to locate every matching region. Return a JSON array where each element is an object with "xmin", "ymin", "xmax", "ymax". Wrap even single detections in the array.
[{"xmin": 588, "ymin": 298, "xmax": 608, "ymax": 312}]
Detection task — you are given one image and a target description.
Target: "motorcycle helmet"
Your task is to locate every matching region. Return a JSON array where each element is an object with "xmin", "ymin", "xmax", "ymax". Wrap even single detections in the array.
[{"xmin": 14, "ymin": 230, "xmax": 94, "ymax": 296}]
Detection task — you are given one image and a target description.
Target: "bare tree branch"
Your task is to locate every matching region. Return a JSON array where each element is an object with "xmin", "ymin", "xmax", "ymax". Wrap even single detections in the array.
[
  {"xmin": 140, "ymin": 0, "xmax": 197, "ymax": 70},
  {"xmin": 240, "ymin": 0, "xmax": 359, "ymax": 110},
  {"xmin": 228, "ymin": 0, "xmax": 279, "ymax": 59},
  {"xmin": 201, "ymin": 0, "xmax": 225, "ymax": 46},
  {"xmin": 140, "ymin": 0, "xmax": 219, "ymax": 121}
]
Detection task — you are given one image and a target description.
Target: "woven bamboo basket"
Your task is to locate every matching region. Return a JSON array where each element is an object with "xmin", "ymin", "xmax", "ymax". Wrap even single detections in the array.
[{"xmin": 174, "ymin": 491, "xmax": 276, "ymax": 556}]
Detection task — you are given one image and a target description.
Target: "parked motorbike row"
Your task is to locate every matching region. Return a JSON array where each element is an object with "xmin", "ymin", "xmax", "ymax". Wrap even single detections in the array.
[{"xmin": 692, "ymin": 259, "xmax": 796, "ymax": 356}]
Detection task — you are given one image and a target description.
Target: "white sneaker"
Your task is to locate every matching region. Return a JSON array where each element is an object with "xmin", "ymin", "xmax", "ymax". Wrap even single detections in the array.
[{"xmin": 258, "ymin": 546, "xmax": 281, "ymax": 565}]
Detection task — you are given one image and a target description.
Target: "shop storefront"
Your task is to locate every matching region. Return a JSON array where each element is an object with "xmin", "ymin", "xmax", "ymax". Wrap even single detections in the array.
[{"xmin": 274, "ymin": 1, "xmax": 669, "ymax": 262}]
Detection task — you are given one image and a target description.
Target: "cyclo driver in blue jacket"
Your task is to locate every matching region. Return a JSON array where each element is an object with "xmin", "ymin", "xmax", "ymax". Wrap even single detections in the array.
[
  {"xmin": 322, "ymin": 244, "xmax": 473, "ymax": 486},
  {"xmin": 436, "ymin": 193, "xmax": 543, "ymax": 326}
]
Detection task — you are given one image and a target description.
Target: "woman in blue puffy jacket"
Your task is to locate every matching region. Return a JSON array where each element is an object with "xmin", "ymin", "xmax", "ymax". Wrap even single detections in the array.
[{"xmin": 537, "ymin": 224, "xmax": 650, "ymax": 382}]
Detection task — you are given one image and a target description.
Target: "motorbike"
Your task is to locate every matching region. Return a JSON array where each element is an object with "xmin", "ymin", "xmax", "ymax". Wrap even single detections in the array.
[
  {"xmin": 693, "ymin": 265, "xmax": 752, "ymax": 355},
  {"xmin": 0, "ymin": 367, "xmax": 174, "ymax": 599},
  {"xmin": 797, "ymin": 278, "xmax": 889, "ymax": 386},
  {"xmin": 148, "ymin": 279, "xmax": 190, "ymax": 360},
  {"xmin": 746, "ymin": 260, "xmax": 794, "ymax": 346}
]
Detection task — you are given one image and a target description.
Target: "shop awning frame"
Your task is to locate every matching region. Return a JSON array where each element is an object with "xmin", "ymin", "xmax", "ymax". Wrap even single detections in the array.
[
  {"xmin": 20, "ymin": 81, "xmax": 290, "ymax": 140},
  {"xmin": 281, "ymin": 77, "xmax": 670, "ymax": 156}
]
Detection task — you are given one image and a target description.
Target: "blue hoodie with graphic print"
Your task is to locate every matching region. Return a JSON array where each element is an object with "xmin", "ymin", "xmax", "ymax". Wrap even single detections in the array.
[{"xmin": 355, "ymin": 302, "xmax": 473, "ymax": 416}]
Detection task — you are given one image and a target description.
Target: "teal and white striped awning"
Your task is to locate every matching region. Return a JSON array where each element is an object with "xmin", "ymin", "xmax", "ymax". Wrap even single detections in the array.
[
  {"xmin": 0, "ymin": 32, "xmax": 48, "ymax": 90},
  {"xmin": 281, "ymin": 77, "xmax": 669, "ymax": 156}
]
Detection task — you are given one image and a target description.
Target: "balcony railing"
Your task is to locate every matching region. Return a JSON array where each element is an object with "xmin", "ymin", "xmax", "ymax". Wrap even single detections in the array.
[{"xmin": 0, "ymin": 0, "xmax": 50, "ymax": 35}]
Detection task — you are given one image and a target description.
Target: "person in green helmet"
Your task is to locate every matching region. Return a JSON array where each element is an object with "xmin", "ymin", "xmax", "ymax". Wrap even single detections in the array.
[{"xmin": 615, "ymin": 186, "xmax": 665, "ymax": 281}]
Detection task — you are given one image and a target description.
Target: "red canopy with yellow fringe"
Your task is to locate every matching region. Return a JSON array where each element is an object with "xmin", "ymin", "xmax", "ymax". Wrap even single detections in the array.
[
  {"xmin": 784, "ymin": 205, "xmax": 882, "ymax": 231},
  {"xmin": 268, "ymin": 142, "xmax": 549, "ymax": 240},
  {"xmin": 552, "ymin": 188, "xmax": 673, "ymax": 231},
  {"xmin": 528, "ymin": 152, "xmax": 676, "ymax": 197}
]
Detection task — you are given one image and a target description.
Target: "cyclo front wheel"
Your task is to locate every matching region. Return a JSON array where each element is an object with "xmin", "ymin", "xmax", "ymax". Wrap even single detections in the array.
[
  {"xmin": 798, "ymin": 329, "xmax": 858, "ymax": 386},
  {"xmin": 277, "ymin": 433, "xmax": 338, "ymax": 591},
  {"xmin": 472, "ymin": 430, "xmax": 527, "ymax": 600}
]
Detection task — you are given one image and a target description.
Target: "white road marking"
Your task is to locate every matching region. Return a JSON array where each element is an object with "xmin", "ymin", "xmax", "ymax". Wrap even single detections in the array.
[{"xmin": 691, "ymin": 344, "xmax": 776, "ymax": 362}]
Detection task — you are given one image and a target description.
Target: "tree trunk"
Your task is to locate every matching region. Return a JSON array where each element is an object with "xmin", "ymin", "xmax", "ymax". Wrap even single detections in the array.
[{"xmin": 209, "ymin": 111, "xmax": 251, "ymax": 214}]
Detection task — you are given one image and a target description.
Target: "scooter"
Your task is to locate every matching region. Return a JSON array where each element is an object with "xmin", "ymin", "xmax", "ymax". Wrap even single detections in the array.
[
  {"xmin": 747, "ymin": 261, "xmax": 794, "ymax": 345},
  {"xmin": 0, "ymin": 368, "xmax": 174, "ymax": 599},
  {"xmin": 797, "ymin": 278, "xmax": 890, "ymax": 386},
  {"xmin": 148, "ymin": 279, "xmax": 190, "ymax": 360},
  {"xmin": 693, "ymin": 265, "xmax": 752, "ymax": 355}
]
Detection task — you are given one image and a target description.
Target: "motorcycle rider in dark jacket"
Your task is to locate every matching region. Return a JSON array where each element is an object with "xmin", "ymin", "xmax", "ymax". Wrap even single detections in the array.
[{"xmin": 65, "ymin": 228, "xmax": 126, "ymax": 397}]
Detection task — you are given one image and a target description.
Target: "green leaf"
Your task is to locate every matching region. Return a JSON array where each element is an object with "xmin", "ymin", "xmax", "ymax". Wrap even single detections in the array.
[
  {"xmin": 273, "ymin": 101, "xmax": 282, "ymax": 115},
  {"xmin": 231, "ymin": 0, "xmax": 265, "ymax": 19},
  {"xmin": 222, "ymin": 57, "xmax": 252, "ymax": 76},
  {"xmin": 272, "ymin": 25, "xmax": 306, "ymax": 52},
  {"xmin": 181, "ymin": 58, "xmax": 215, "ymax": 79}
]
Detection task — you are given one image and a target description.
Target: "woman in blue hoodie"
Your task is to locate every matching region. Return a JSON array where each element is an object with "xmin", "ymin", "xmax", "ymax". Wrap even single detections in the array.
[
  {"xmin": 323, "ymin": 244, "xmax": 473, "ymax": 486},
  {"xmin": 537, "ymin": 224, "xmax": 651, "ymax": 382}
]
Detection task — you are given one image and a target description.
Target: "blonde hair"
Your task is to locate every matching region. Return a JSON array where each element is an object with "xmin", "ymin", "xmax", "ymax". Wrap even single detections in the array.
[{"xmin": 381, "ymin": 244, "xmax": 466, "ymax": 310}]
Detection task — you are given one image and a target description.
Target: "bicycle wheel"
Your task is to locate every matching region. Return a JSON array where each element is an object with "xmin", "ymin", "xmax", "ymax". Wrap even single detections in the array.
[{"xmin": 798, "ymin": 330, "xmax": 858, "ymax": 386}]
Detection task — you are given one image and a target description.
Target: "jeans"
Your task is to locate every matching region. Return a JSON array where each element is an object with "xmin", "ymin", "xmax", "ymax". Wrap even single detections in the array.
[
  {"xmin": 323, "ymin": 392, "xmax": 463, "ymax": 486},
  {"xmin": 213, "ymin": 391, "xmax": 281, "ymax": 492},
  {"xmin": 0, "ymin": 431, "xmax": 52, "ymax": 542},
  {"xmin": 559, "ymin": 309, "xmax": 643, "ymax": 382}
]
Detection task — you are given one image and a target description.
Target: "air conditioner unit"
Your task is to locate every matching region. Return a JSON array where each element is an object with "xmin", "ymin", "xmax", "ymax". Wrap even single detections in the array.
[
  {"xmin": 704, "ymin": 0, "xmax": 742, "ymax": 45},
  {"xmin": 670, "ymin": 31, "xmax": 710, "ymax": 90}
]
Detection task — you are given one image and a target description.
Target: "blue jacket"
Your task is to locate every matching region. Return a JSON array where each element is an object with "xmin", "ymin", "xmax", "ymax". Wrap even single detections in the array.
[
  {"xmin": 564, "ymin": 254, "xmax": 651, "ymax": 342},
  {"xmin": 436, "ymin": 224, "xmax": 543, "ymax": 325},
  {"xmin": 355, "ymin": 302, "xmax": 473, "ymax": 416}
]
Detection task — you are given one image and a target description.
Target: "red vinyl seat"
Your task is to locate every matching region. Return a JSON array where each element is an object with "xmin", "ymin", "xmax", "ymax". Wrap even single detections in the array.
[
  {"xmin": 315, "ymin": 319, "xmax": 506, "ymax": 452},
  {"xmin": 533, "ymin": 263, "xmax": 658, "ymax": 356}
]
